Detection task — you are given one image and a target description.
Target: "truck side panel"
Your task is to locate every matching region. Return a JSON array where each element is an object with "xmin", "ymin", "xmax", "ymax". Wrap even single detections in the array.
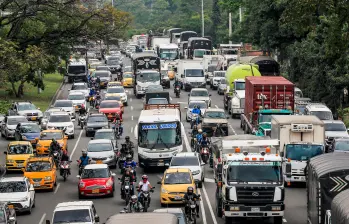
[{"xmin": 331, "ymin": 189, "xmax": 349, "ymax": 224}]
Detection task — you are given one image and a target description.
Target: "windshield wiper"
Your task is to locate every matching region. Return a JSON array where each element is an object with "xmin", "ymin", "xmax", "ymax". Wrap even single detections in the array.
[{"xmin": 157, "ymin": 133, "xmax": 171, "ymax": 149}]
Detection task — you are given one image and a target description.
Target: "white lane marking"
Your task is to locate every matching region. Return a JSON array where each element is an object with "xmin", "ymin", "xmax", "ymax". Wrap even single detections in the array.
[
  {"xmin": 130, "ymin": 98, "xmax": 132, "ymax": 102},
  {"xmin": 228, "ymin": 124, "xmax": 237, "ymax": 135},
  {"xmin": 202, "ymin": 185, "xmax": 218, "ymax": 224},
  {"xmin": 283, "ymin": 219, "xmax": 287, "ymax": 222},
  {"xmin": 215, "ymin": 105, "xmax": 218, "ymax": 108},
  {"xmin": 197, "ymin": 189, "xmax": 207, "ymax": 224},
  {"xmin": 131, "ymin": 127, "xmax": 133, "ymax": 133},
  {"xmin": 38, "ymin": 213, "xmax": 46, "ymax": 224},
  {"xmin": 69, "ymin": 129, "xmax": 84, "ymax": 160},
  {"xmin": 204, "ymin": 178, "xmax": 215, "ymax": 183},
  {"xmin": 54, "ymin": 183, "xmax": 60, "ymax": 194},
  {"xmin": 131, "ymin": 106, "xmax": 133, "ymax": 111},
  {"xmin": 131, "ymin": 116, "xmax": 134, "ymax": 121},
  {"xmin": 157, "ymin": 175, "xmax": 162, "ymax": 179}
]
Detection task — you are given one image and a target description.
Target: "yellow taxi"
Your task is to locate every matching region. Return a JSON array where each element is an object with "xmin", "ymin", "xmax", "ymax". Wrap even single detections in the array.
[
  {"xmin": 158, "ymin": 168, "xmax": 196, "ymax": 206},
  {"xmin": 4, "ymin": 141, "xmax": 35, "ymax": 171},
  {"xmin": 122, "ymin": 73, "xmax": 134, "ymax": 87},
  {"xmin": 107, "ymin": 81, "xmax": 122, "ymax": 88},
  {"xmin": 22, "ymin": 156, "xmax": 57, "ymax": 190},
  {"xmin": 35, "ymin": 130, "xmax": 68, "ymax": 155}
]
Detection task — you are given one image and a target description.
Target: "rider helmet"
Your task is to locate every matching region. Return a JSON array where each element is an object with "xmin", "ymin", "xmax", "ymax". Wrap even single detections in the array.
[
  {"xmin": 125, "ymin": 136, "xmax": 130, "ymax": 141},
  {"xmin": 82, "ymin": 150, "xmax": 87, "ymax": 156},
  {"xmin": 142, "ymin": 175, "xmax": 148, "ymax": 182},
  {"xmin": 131, "ymin": 195, "xmax": 138, "ymax": 202},
  {"xmin": 126, "ymin": 155, "xmax": 133, "ymax": 162},
  {"xmin": 198, "ymin": 129, "xmax": 203, "ymax": 133},
  {"xmin": 187, "ymin": 186, "xmax": 194, "ymax": 195},
  {"xmin": 52, "ymin": 138, "xmax": 56, "ymax": 142}
]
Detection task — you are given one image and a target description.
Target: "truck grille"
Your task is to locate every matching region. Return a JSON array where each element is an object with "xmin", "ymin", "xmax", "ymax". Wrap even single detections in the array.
[
  {"xmin": 15, "ymin": 160, "xmax": 25, "ymax": 163},
  {"xmin": 32, "ymin": 178, "xmax": 42, "ymax": 182},
  {"xmin": 291, "ymin": 168, "xmax": 305, "ymax": 176},
  {"xmin": 27, "ymin": 113, "xmax": 38, "ymax": 116},
  {"xmin": 240, "ymin": 98, "xmax": 245, "ymax": 109},
  {"xmin": 190, "ymin": 82, "xmax": 201, "ymax": 86},
  {"xmin": 236, "ymin": 186, "xmax": 275, "ymax": 203}
]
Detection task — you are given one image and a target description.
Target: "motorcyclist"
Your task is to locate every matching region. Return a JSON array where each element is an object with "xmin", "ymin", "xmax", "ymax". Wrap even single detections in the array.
[
  {"xmin": 60, "ymin": 150, "xmax": 71, "ymax": 175},
  {"xmin": 173, "ymin": 79, "xmax": 181, "ymax": 93},
  {"xmin": 94, "ymin": 91, "xmax": 101, "ymax": 108},
  {"xmin": 183, "ymin": 186, "xmax": 200, "ymax": 218},
  {"xmin": 195, "ymin": 129, "xmax": 203, "ymax": 152},
  {"xmin": 89, "ymin": 87, "xmax": 96, "ymax": 97},
  {"xmin": 120, "ymin": 168, "xmax": 136, "ymax": 196},
  {"xmin": 78, "ymin": 150, "xmax": 90, "ymax": 175},
  {"xmin": 79, "ymin": 104, "xmax": 87, "ymax": 115},
  {"xmin": 192, "ymin": 125, "xmax": 199, "ymax": 137},
  {"xmin": 96, "ymin": 76, "xmax": 101, "ymax": 86},
  {"xmin": 123, "ymin": 155, "xmax": 137, "ymax": 177},
  {"xmin": 49, "ymin": 138, "xmax": 61, "ymax": 155},
  {"xmin": 199, "ymin": 132, "xmax": 210, "ymax": 153},
  {"xmin": 124, "ymin": 136, "xmax": 134, "ymax": 157},
  {"xmin": 126, "ymin": 195, "xmax": 143, "ymax": 213},
  {"xmin": 113, "ymin": 114, "xmax": 123, "ymax": 136},
  {"xmin": 137, "ymin": 175, "xmax": 153, "ymax": 201},
  {"xmin": 192, "ymin": 105, "xmax": 201, "ymax": 115}
]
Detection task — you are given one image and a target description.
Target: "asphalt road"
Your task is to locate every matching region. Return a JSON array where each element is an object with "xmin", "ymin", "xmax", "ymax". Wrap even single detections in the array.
[{"xmin": 0, "ymin": 57, "xmax": 307, "ymax": 224}]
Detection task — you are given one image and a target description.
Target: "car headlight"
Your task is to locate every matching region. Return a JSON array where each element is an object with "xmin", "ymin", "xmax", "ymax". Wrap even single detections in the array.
[
  {"xmin": 161, "ymin": 188, "xmax": 168, "ymax": 193},
  {"xmin": 68, "ymin": 125, "xmax": 74, "ymax": 128},
  {"xmin": 192, "ymin": 170, "xmax": 200, "ymax": 175},
  {"xmin": 79, "ymin": 182, "xmax": 85, "ymax": 188},
  {"xmin": 44, "ymin": 176, "xmax": 51, "ymax": 181},
  {"xmin": 106, "ymin": 179, "xmax": 113, "ymax": 187},
  {"xmin": 7, "ymin": 160, "xmax": 14, "ymax": 163},
  {"xmin": 21, "ymin": 135, "xmax": 27, "ymax": 140},
  {"xmin": 20, "ymin": 196, "xmax": 29, "ymax": 202}
]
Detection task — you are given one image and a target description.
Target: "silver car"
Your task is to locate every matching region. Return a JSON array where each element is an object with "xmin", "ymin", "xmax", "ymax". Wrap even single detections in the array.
[
  {"xmin": 41, "ymin": 108, "xmax": 64, "ymax": 129},
  {"xmin": 217, "ymin": 78, "xmax": 227, "ymax": 95},
  {"xmin": 185, "ymin": 100, "xmax": 208, "ymax": 122},
  {"xmin": 1, "ymin": 116, "xmax": 28, "ymax": 139},
  {"xmin": 87, "ymin": 139, "xmax": 117, "ymax": 168},
  {"xmin": 188, "ymin": 88, "xmax": 211, "ymax": 107}
]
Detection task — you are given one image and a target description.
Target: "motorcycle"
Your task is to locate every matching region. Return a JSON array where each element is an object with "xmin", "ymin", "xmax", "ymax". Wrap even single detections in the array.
[
  {"xmin": 88, "ymin": 96, "xmax": 95, "ymax": 106},
  {"xmin": 51, "ymin": 150, "xmax": 61, "ymax": 167},
  {"xmin": 60, "ymin": 161, "xmax": 71, "ymax": 181},
  {"xmin": 78, "ymin": 115, "xmax": 86, "ymax": 129},
  {"xmin": 120, "ymin": 205, "xmax": 143, "ymax": 213},
  {"xmin": 138, "ymin": 187, "xmax": 155, "ymax": 212},
  {"xmin": 94, "ymin": 98, "xmax": 101, "ymax": 109},
  {"xmin": 185, "ymin": 196, "xmax": 200, "ymax": 224},
  {"xmin": 175, "ymin": 86, "xmax": 180, "ymax": 98},
  {"xmin": 200, "ymin": 146, "xmax": 210, "ymax": 164},
  {"xmin": 112, "ymin": 122, "xmax": 122, "ymax": 139},
  {"xmin": 190, "ymin": 114, "xmax": 201, "ymax": 129},
  {"xmin": 77, "ymin": 159, "xmax": 91, "ymax": 175},
  {"xmin": 119, "ymin": 178, "xmax": 133, "ymax": 206}
]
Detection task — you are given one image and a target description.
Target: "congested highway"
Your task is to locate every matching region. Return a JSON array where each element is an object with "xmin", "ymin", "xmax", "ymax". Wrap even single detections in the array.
[{"xmin": 0, "ymin": 57, "xmax": 307, "ymax": 224}]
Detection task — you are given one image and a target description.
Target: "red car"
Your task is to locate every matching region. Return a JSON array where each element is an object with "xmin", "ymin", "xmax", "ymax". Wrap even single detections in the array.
[
  {"xmin": 99, "ymin": 100, "xmax": 123, "ymax": 121},
  {"xmin": 77, "ymin": 164, "xmax": 116, "ymax": 198}
]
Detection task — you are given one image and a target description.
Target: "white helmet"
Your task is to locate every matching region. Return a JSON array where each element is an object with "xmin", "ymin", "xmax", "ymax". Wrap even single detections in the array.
[{"xmin": 198, "ymin": 129, "xmax": 203, "ymax": 133}]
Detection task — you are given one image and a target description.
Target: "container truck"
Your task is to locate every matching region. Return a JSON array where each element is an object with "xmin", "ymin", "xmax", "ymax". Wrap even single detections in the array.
[
  {"xmin": 271, "ymin": 115, "xmax": 325, "ymax": 185},
  {"xmin": 223, "ymin": 64, "xmax": 261, "ymax": 112},
  {"xmin": 307, "ymin": 153, "xmax": 349, "ymax": 224},
  {"xmin": 240, "ymin": 76, "xmax": 294, "ymax": 136},
  {"xmin": 324, "ymin": 188, "xmax": 349, "ymax": 224}
]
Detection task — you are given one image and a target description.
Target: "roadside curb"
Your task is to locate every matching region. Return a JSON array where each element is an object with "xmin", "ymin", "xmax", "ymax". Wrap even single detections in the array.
[{"xmin": 48, "ymin": 76, "xmax": 65, "ymax": 107}]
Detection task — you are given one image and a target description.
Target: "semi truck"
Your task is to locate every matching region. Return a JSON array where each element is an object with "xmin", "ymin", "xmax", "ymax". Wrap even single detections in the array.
[
  {"xmin": 325, "ymin": 188, "xmax": 349, "ymax": 224},
  {"xmin": 240, "ymin": 76, "xmax": 295, "ymax": 136},
  {"xmin": 212, "ymin": 136, "xmax": 284, "ymax": 224},
  {"xmin": 271, "ymin": 115, "xmax": 325, "ymax": 186},
  {"xmin": 223, "ymin": 64, "xmax": 261, "ymax": 114},
  {"xmin": 307, "ymin": 153, "xmax": 349, "ymax": 224}
]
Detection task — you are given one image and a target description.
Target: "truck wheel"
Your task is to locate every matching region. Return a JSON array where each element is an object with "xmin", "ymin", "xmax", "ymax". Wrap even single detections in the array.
[
  {"xmin": 274, "ymin": 216, "xmax": 283, "ymax": 224},
  {"xmin": 225, "ymin": 217, "xmax": 233, "ymax": 224}
]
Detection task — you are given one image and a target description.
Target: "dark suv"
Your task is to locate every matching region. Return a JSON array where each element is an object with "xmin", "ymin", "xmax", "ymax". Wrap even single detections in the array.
[{"xmin": 84, "ymin": 113, "xmax": 109, "ymax": 137}]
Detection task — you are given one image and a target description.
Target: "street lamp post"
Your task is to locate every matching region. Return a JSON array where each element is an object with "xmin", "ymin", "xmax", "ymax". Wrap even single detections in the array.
[{"xmin": 201, "ymin": 0, "xmax": 204, "ymax": 37}]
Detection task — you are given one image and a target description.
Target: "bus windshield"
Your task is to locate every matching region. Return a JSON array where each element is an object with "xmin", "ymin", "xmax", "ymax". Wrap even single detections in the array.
[{"xmin": 138, "ymin": 122, "xmax": 182, "ymax": 149}]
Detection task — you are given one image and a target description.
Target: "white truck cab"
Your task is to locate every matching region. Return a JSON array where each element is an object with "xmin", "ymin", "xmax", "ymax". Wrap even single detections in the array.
[
  {"xmin": 176, "ymin": 60, "xmax": 205, "ymax": 91},
  {"xmin": 228, "ymin": 79, "xmax": 246, "ymax": 118},
  {"xmin": 47, "ymin": 201, "xmax": 99, "ymax": 224}
]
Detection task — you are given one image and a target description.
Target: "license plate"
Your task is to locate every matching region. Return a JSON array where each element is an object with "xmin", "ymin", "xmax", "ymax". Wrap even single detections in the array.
[
  {"xmin": 31, "ymin": 117, "xmax": 37, "ymax": 121},
  {"xmin": 174, "ymin": 196, "xmax": 182, "ymax": 200},
  {"xmin": 96, "ymin": 160, "xmax": 103, "ymax": 164},
  {"xmin": 108, "ymin": 115, "xmax": 112, "ymax": 118},
  {"xmin": 17, "ymin": 164, "xmax": 23, "ymax": 168},
  {"xmin": 251, "ymin": 207, "xmax": 260, "ymax": 212},
  {"xmin": 34, "ymin": 183, "xmax": 40, "ymax": 187},
  {"xmin": 31, "ymin": 140, "xmax": 36, "ymax": 143},
  {"xmin": 8, "ymin": 205, "xmax": 13, "ymax": 209},
  {"xmin": 157, "ymin": 162, "xmax": 164, "ymax": 166},
  {"xmin": 92, "ymin": 189, "xmax": 99, "ymax": 193},
  {"xmin": 75, "ymin": 106, "xmax": 79, "ymax": 108}
]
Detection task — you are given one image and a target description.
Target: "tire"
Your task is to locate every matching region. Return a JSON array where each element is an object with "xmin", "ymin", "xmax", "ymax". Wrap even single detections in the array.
[
  {"xmin": 124, "ymin": 102, "xmax": 128, "ymax": 106},
  {"xmin": 125, "ymin": 195, "xmax": 130, "ymax": 206},
  {"xmin": 110, "ymin": 189, "xmax": 114, "ymax": 197},
  {"xmin": 63, "ymin": 172, "xmax": 67, "ymax": 182},
  {"xmin": 274, "ymin": 216, "xmax": 283, "ymax": 224},
  {"xmin": 216, "ymin": 194, "xmax": 223, "ymax": 217},
  {"xmin": 78, "ymin": 191, "xmax": 83, "ymax": 199},
  {"xmin": 161, "ymin": 203, "xmax": 165, "ymax": 207},
  {"xmin": 32, "ymin": 197, "xmax": 35, "ymax": 208},
  {"xmin": 85, "ymin": 131, "xmax": 89, "ymax": 137},
  {"xmin": 27, "ymin": 201, "xmax": 32, "ymax": 214},
  {"xmin": 186, "ymin": 115, "xmax": 190, "ymax": 122},
  {"xmin": 71, "ymin": 134, "xmax": 75, "ymax": 139},
  {"xmin": 197, "ymin": 181, "xmax": 203, "ymax": 188},
  {"xmin": 225, "ymin": 217, "xmax": 233, "ymax": 224}
]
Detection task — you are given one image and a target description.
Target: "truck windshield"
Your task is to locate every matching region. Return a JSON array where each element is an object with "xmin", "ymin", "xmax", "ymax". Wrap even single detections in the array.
[
  {"xmin": 235, "ymin": 82, "xmax": 245, "ymax": 90},
  {"xmin": 194, "ymin": 50, "xmax": 211, "ymax": 58},
  {"xmin": 222, "ymin": 49, "xmax": 238, "ymax": 55},
  {"xmin": 285, "ymin": 144, "xmax": 323, "ymax": 161},
  {"xmin": 138, "ymin": 122, "xmax": 182, "ymax": 149},
  {"xmin": 138, "ymin": 72, "xmax": 160, "ymax": 82},
  {"xmin": 160, "ymin": 50, "xmax": 177, "ymax": 60},
  {"xmin": 185, "ymin": 69, "xmax": 204, "ymax": 77},
  {"xmin": 259, "ymin": 113, "xmax": 291, "ymax": 123},
  {"xmin": 227, "ymin": 161, "xmax": 281, "ymax": 183},
  {"xmin": 68, "ymin": 65, "xmax": 86, "ymax": 74},
  {"xmin": 310, "ymin": 111, "xmax": 333, "ymax": 120}
]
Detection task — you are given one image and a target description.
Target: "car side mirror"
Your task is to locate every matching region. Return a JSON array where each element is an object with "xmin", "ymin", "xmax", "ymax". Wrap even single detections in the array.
[
  {"xmin": 91, "ymin": 137, "xmax": 94, "ymax": 140},
  {"xmin": 9, "ymin": 217, "xmax": 15, "ymax": 222},
  {"xmin": 95, "ymin": 216, "xmax": 100, "ymax": 222},
  {"xmin": 157, "ymin": 181, "xmax": 161, "ymax": 184},
  {"xmin": 201, "ymin": 163, "xmax": 205, "ymax": 166},
  {"xmin": 181, "ymin": 74, "xmax": 184, "ymax": 78},
  {"xmin": 184, "ymin": 107, "xmax": 188, "ymax": 109},
  {"xmin": 64, "ymin": 136, "xmax": 68, "ymax": 139},
  {"xmin": 45, "ymin": 220, "xmax": 51, "ymax": 224},
  {"xmin": 76, "ymin": 175, "xmax": 81, "ymax": 179},
  {"xmin": 29, "ymin": 186, "xmax": 35, "ymax": 191},
  {"xmin": 3, "ymin": 152, "xmax": 7, "ymax": 155},
  {"xmin": 111, "ymin": 173, "xmax": 116, "ymax": 177},
  {"xmin": 71, "ymin": 119, "xmax": 75, "ymax": 122},
  {"xmin": 209, "ymin": 94, "xmax": 212, "ymax": 96}
]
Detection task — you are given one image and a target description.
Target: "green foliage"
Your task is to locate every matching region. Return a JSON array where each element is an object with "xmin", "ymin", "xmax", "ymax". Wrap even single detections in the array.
[{"xmin": 0, "ymin": 101, "xmax": 11, "ymax": 115}]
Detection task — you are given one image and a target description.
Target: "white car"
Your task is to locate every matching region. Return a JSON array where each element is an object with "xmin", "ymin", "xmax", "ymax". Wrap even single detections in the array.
[
  {"xmin": 188, "ymin": 88, "xmax": 211, "ymax": 107},
  {"xmin": 0, "ymin": 177, "xmax": 35, "ymax": 213},
  {"xmin": 69, "ymin": 82, "xmax": 89, "ymax": 99},
  {"xmin": 53, "ymin": 100, "xmax": 76, "ymax": 119},
  {"xmin": 169, "ymin": 152, "xmax": 205, "ymax": 188},
  {"xmin": 185, "ymin": 100, "xmax": 208, "ymax": 122},
  {"xmin": 87, "ymin": 139, "xmax": 117, "ymax": 168},
  {"xmin": 105, "ymin": 86, "xmax": 128, "ymax": 106},
  {"xmin": 46, "ymin": 112, "xmax": 75, "ymax": 138},
  {"xmin": 67, "ymin": 92, "xmax": 86, "ymax": 111},
  {"xmin": 41, "ymin": 108, "xmax": 64, "ymax": 130}
]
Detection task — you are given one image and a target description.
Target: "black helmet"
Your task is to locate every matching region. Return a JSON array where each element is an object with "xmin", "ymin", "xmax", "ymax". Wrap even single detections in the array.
[
  {"xmin": 125, "ymin": 136, "xmax": 130, "ymax": 141},
  {"xmin": 126, "ymin": 155, "xmax": 132, "ymax": 162},
  {"xmin": 187, "ymin": 186, "xmax": 194, "ymax": 195}
]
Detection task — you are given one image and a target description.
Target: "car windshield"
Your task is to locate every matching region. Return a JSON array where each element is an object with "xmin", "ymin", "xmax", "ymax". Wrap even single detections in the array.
[
  {"xmin": 164, "ymin": 172, "xmax": 192, "ymax": 184},
  {"xmin": 138, "ymin": 72, "xmax": 160, "ymax": 82},
  {"xmin": 191, "ymin": 90, "xmax": 208, "ymax": 97},
  {"xmin": 171, "ymin": 157, "xmax": 199, "ymax": 166},
  {"xmin": 88, "ymin": 143, "xmax": 112, "ymax": 152},
  {"xmin": 94, "ymin": 72, "xmax": 109, "ymax": 77},
  {"xmin": 49, "ymin": 115, "xmax": 70, "ymax": 123},
  {"xmin": 68, "ymin": 65, "xmax": 86, "ymax": 74},
  {"xmin": 94, "ymin": 131, "xmax": 115, "ymax": 140},
  {"xmin": 227, "ymin": 161, "xmax": 282, "ymax": 183},
  {"xmin": 334, "ymin": 141, "xmax": 349, "ymax": 151},
  {"xmin": 123, "ymin": 73, "xmax": 132, "ymax": 78},
  {"xmin": 205, "ymin": 111, "xmax": 225, "ymax": 119},
  {"xmin": 220, "ymin": 79, "xmax": 227, "ymax": 84},
  {"xmin": 40, "ymin": 132, "xmax": 63, "ymax": 140},
  {"xmin": 325, "ymin": 123, "xmax": 346, "ymax": 132},
  {"xmin": 285, "ymin": 144, "xmax": 323, "ymax": 161},
  {"xmin": 8, "ymin": 117, "xmax": 27, "ymax": 125},
  {"xmin": 53, "ymin": 209, "xmax": 91, "ymax": 224},
  {"xmin": 20, "ymin": 124, "xmax": 41, "ymax": 133},
  {"xmin": 235, "ymin": 82, "xmax": 245, "ymax": 90},
  {"xmin": 54, "ymin": 101, "xmax": 72, "ymax": 107},
  {"xmin": 87, "ymin": 116, "xmax": 107, "ymax": 123},
  {"xmin": 18, "ymin": 104, "xmax": 36, "ymax": 111},
  {"xmin": 100, "ymin": 101, "xmax": 120, "ymax": 108},
  {"xmin": 72, "ymin": 84, "xmax": 87, "ymax": 90},
  {"xmin": 148, "ymin": 98, "xmax": 168, "ymax": 104},
  {"xmin": 310, "ymin": 111, "xmax": 333, "ymax": 120},
  {"xmin": 124, "ymin": 67, "xmax": 132, "ymax": 72},
  {"xmin": 107, "ymin": 60, "xmax": 119, "ymax": 65},
  {"xmin": 68, "ymin": 94, "xmax": 85, "ymax": 100},
  {"xmin": 185, "ymin": 69, "xmax": 204, "ymax": 77},
  {"xmin": 26, "ymin": 162, "xmax": 51, "ymax": 172},
  {"xmin": 188, "ymin": 102, "xmax": 207, "ymax": 109},
  {"xmin": 89, "ymin": 63, "xmax": 101, "ymax": 69},
  {"xmin": 138, "ymin": 122, "xmax": 182, "ymax": 149},
  {"xmin": 259, "ymin": 113, "xmax": 291, "ymax": 123},
  {"xmin": 8, "ymin": 145, "xmax": 32, "ymax": 154},
  {"xmin": 194, "ymin": 50, "xmax": 210, "ymax": 58},
  {"xmin": 105, "ymin": 96, "xmax": 121, "ymax": 101},
  {"xmin": 107, "ymin": 88, "xmax": 124, "ymax": 93},
  {"xmin": 0, "ymin": 181, "xmax": 26, "ymax": 193},
  {"xmin": 82, "ymin": 168, "xmax": 109, "ymax": 179}
]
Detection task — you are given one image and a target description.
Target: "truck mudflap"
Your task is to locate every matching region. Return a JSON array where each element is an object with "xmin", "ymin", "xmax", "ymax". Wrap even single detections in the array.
[{"xmin": 223, "ymin": 203, "xmax": 285, "ymax": 217}]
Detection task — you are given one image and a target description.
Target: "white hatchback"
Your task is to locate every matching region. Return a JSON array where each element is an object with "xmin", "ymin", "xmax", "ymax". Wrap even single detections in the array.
[
  {"xmin": 53, "ymin": 100, "xmax": 76, "ymax": 119},
  {"xmin": 188, "ymin": 88, "xmax": 211, "ymax": 107}
]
